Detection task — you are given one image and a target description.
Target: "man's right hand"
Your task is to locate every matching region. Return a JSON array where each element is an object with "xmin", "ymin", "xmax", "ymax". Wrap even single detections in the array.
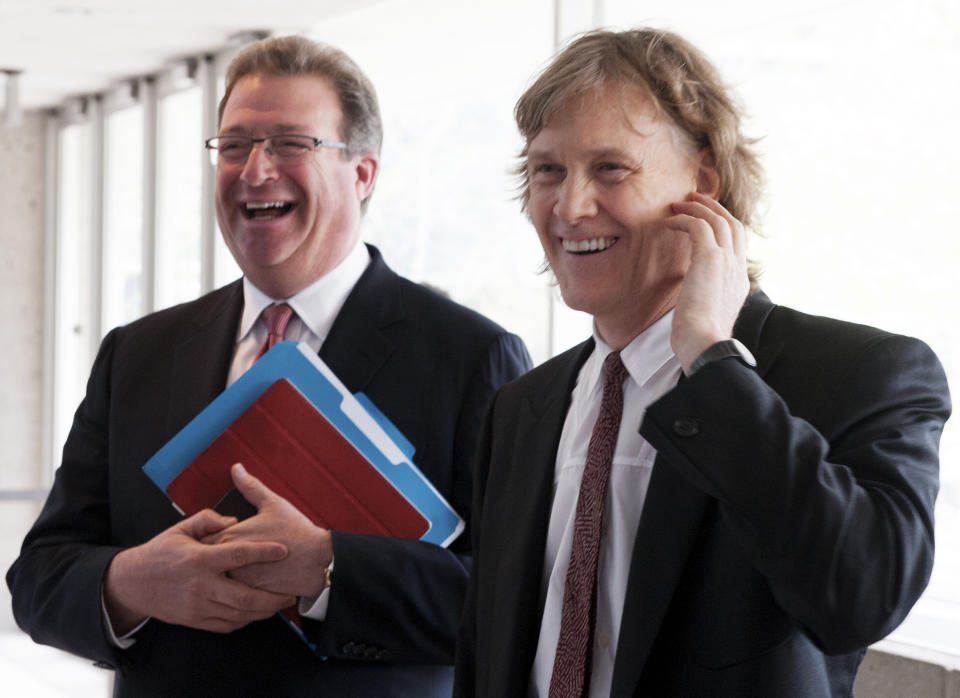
[{"xmin": 103, "ymin": 509, "xmax": 295, "ymax": 635}]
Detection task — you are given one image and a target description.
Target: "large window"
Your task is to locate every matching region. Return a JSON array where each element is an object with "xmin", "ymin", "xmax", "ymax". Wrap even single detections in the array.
[
  {"xmin": 155, "ymin": 86, "xmax": 204, "ymax": 310},
  {"xmin": 53, "ymin": 122, "xmax": 95, "ymax": 462},
  {"xmin": 102, "ymin": 105, "xmax": 145, "ymax": 330},
  {"xmin": 310, "ymin": 0, "xmax": 557, "ymax": 360}
]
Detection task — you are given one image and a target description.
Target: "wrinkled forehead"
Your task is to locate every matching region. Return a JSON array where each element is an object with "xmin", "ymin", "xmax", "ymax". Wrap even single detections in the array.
[
  {"xmin": 220, "ymin": 72, "xmax": 344, "ymax": 134},
  {"xmin": 530, "ymin": 81, "xmax": 690, "ymax": 152}
]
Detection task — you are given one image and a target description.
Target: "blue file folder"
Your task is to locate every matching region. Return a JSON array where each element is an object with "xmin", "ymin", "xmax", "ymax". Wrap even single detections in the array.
[{"xmin": 142, "ymin": 341, "xmax": 464, "ymax": 548}]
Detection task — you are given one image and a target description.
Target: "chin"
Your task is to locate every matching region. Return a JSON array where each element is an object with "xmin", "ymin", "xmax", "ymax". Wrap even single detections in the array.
[{"xmin": 558, "ymin": 287, "xmax": 607, "ymax": 316}]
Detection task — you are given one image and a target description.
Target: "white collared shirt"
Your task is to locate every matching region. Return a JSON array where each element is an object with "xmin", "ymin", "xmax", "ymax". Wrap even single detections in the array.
[
  {"xmin": 226, "ymin": 241, "xmax": 371, "ymax": 386},
  {"xmin": 530, "ymin": 311, "xmax": 682, "ymax": 697}
]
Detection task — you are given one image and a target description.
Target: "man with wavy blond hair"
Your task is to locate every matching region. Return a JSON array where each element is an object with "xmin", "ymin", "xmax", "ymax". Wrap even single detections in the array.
[{"xmin": 455, "ymin": 28, "xmax": 949, "ymax": 697}]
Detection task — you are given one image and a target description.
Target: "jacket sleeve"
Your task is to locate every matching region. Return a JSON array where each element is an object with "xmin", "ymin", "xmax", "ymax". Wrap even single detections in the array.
[
  {"xmin": 305, "ymin": 332, "xmax": 532, "ymax": 663},
  {"xmin": 451, "ymin": 397, "xmax": 497, "ymax": 698},
  {"xmin": 639, "ymin": 332, "xmax": 950, "ymax": 654},
  {"xmin": 6, "ymin": 330, "xmax": 129, "ymax": 668}
]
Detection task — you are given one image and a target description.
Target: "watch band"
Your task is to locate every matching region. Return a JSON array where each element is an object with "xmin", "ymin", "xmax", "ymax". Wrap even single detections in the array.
[{"xmin": 687, "ymin": 338, "xmax": 757, "ymax": 376}]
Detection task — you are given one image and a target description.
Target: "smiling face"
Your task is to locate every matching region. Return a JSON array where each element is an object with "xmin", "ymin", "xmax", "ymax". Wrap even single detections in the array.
[
  {"xmin": 214, "ymin": 73, "xmax": 378, "ymax": 299},
  {"xmin": 527, "ymin": 83, "xmax": 709, "ymax": 348}
]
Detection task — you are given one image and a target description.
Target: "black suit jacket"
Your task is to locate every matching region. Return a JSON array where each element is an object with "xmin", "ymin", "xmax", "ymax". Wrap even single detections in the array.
[
  {"xmin": 8, "ymin": 245, "xmax": 532, "ymax": 698},
  {"xmin": 456, "ymin": 292, "xmax": 950, "ymax": 697}
]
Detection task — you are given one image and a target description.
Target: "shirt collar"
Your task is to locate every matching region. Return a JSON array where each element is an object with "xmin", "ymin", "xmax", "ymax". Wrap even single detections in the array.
[
  {"xmin": 236, "ymin": 241, "xmax": 371, "ymax": 342},
  {"xmin": 583, "ymin": 310, "xmax": 677, "ymax": 396}
]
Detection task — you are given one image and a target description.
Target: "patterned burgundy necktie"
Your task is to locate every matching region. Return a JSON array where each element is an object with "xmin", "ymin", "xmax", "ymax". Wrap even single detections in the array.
[
  {"xmin": 549, "ymin": 350, "xmax": 629, "ymax": 698},
  {"xmin": 253, "ymin": 303, "xmax": 294, "ymax": 362}
]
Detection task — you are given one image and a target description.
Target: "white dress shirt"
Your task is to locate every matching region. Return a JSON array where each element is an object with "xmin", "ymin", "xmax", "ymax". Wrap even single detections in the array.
[{"xmin": 530, "ymin": 311, "xmax": 682, "ymax": 697}]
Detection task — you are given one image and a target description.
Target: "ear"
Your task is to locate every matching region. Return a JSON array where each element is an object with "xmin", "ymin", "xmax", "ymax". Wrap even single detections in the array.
[
  {"xmin": 695, "ymin": 147, "xmax": 720, "ymax": 199},
  {"xmin": 353, "ymin": 151, "xmax": 379, "ymax": 202}
]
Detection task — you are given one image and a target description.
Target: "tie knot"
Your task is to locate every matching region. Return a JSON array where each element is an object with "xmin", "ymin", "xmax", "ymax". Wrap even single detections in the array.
[
  {"xmin": 261, "ymin": 303, "xmax": 294, "ymax": 338},
  {"xmin": 602, "ymin": 350, "xmax": 627, "ymax": 386}
]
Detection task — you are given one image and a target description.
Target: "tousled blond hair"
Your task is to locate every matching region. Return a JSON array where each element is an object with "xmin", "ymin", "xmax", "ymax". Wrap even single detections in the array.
[{"xmin": 516, "ymin": 28, "xmax": 765, "ymax": 285}]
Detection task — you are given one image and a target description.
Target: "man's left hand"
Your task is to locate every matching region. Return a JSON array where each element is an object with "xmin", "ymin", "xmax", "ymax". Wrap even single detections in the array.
[
  {"xmin": 205, "ymin": 463, "xmax": 333, "ymax": 598},
  {"xmin": 666, "ymin": 192, "xmax": 750, "ymax": 372}
]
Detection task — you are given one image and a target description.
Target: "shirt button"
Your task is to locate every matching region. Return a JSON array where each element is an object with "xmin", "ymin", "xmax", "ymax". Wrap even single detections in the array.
[{"xmin": 597, "ymin": 633, "xmax": 611, "ymax": 649}]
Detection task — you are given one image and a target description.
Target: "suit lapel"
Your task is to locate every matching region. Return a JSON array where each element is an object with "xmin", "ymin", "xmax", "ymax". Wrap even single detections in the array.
[
  {"xmin": 162, "ymin": 251, "xmax": 405, "ymax": 438},
  {"xmin": 610, "ymin": 291, "xmax": 778, "ymax": 697},
  {"xmin": 167, "ymin": 281, "xmax": 244, "ymax": 436},
  {"xmin": 164, "ymin": 246, "xmax": 399, "ymax": 448},
  {"xmin": 494, "ymin": 341, "xmax": 596, "ymax": 691},
  {"xmin": 319, "ymin": 245, "xmax": 399, "ymax": 393}
]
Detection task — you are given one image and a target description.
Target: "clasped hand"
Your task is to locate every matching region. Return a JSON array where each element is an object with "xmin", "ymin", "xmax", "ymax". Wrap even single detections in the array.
[
  {"xmin": 104, "ymin": 463, "xmax": 331, "ymax": 635},
  {"xmin": 204, "ymin": 463, "xmax": 333, "ymax": 599}
]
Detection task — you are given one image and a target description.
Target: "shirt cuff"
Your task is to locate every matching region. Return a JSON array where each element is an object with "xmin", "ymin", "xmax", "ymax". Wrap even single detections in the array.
[
  {"xmin": 100, "ymin": 586, "xmax": 148, "ymax": 649},
  {"xmin": 298, "ymin": 557, "xmax": 335, "ymax": 621}
]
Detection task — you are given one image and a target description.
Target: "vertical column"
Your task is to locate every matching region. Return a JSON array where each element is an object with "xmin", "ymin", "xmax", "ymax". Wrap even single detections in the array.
[
  {"xmin": 41, "ymin": 113, "xmax": 58, "ymax": 478},
  {"xmin": 89, "ymin": 95, "xmax": 104, "ymax": 353},
  {"xmin": 141, "ymin": 76, "xmax": 157, "ymax": 313},
  {"xmin": 199, "ymin": 54, "xmax": 218, "ymax": 294}
]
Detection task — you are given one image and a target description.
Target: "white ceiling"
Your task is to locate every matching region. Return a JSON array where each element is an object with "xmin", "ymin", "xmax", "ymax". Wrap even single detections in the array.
[{"xmin": 0, "ymin": 0, "xmax": 387, "ymax": 110}]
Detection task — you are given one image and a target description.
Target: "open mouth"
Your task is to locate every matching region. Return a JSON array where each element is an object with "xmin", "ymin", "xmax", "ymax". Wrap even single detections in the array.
[
  {"xmin": 562, "ymin": 237, "xmax": 618, "ymax": 254},
  {"xmin": 243, "ymin": 201, "xmax": 296, "ymax": 220}
]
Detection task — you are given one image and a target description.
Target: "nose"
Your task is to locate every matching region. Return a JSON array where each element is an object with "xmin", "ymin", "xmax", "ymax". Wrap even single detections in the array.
[
  {"xmin": 554, "ymin": 175, "xmax": 597, "ymax": 223},
  {"xmin": 239, "ymin": 142, "xmax": 280, "ymax": 186}
]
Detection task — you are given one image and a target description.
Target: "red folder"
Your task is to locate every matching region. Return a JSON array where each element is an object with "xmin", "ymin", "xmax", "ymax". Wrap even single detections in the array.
[{"xmin": 166, "ymin": 378, "xmax": 430, "ymax": 539}]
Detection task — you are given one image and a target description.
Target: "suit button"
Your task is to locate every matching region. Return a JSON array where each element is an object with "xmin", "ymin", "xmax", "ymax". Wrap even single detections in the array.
[{"xmin": 673, "ymin": 417, "xmax": 700, "ymax": 437}]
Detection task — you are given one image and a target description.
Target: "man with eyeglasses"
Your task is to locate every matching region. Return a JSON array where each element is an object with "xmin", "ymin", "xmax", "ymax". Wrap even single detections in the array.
[{"xmin": 8, "ymin": 36, "xmax": 530, "ymax": 697}]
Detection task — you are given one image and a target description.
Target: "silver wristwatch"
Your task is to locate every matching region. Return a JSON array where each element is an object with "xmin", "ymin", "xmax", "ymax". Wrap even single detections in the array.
[{"xmin": 687, "ymin": 339, "xmax": 756, "ymax": 376}]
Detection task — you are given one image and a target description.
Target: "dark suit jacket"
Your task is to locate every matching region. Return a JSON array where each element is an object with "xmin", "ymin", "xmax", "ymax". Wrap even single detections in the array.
[
  {"xmin": 456, "ymin": 291, "xmax": 950, "ymax": 697},
  {"xmin": 8, "ymin": 245, "xmax": 531, "ymax": 698}
]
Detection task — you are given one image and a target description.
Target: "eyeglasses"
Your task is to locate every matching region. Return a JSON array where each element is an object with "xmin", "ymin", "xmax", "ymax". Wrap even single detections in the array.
[{"xmin": 204, "ymin": 134, "xmax": 348, "ymax": 166}]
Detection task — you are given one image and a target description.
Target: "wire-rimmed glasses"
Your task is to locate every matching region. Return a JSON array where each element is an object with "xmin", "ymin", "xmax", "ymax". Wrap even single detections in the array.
[{"xmin": 204, "ymin": 134, "xmax": 348, "ymax": 166}]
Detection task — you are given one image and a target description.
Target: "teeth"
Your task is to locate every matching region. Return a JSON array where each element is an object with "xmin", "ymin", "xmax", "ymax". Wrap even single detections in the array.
[
  {"xmin": 562, "ymin": 237, "xmax": 617, "ymax": 253},
  {"xmin": 245, "ymin": 202, "xmax": 288, "ymax": 210}
]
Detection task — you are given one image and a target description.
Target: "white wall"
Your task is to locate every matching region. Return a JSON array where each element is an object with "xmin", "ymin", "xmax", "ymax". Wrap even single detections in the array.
[
  {"xmin": 0, "ymin": 107, "xmax": 44, "ymax": 642},
  {"xmin": 0, "ymin": 110, "xmax": 45, "ymax": 489},
  {"xmin": 0, "ymin": 109, "xmax": 47, "ymax": 634}
]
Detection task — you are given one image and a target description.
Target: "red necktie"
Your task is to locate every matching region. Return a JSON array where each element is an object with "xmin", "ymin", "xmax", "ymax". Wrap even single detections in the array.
[
  {"xmin": 549, "ymin": 350, "xmax": 629, "ymax": 698},
  {"xmin": 253, "ymin": 303, "xmax": 294, "ymax": 362}
]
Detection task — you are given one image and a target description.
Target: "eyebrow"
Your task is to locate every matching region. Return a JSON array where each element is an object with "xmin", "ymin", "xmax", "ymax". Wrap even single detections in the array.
[
  {"xmin": 527, "ymin": 146, "xmax": 641, "ymax": 165},
  {"xmin": 218, "ymin": 123, "xmax": 309, "ymax": 136}
]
